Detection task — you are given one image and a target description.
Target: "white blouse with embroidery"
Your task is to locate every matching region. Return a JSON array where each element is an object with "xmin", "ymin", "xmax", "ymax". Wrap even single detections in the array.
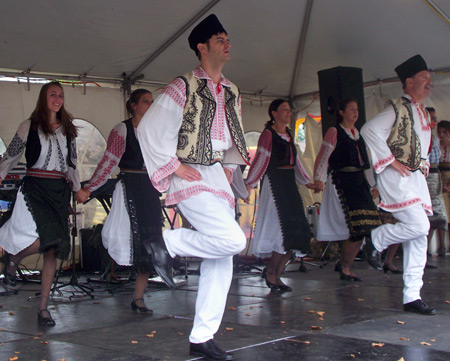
[{"xmin": 0, "ymin": 119, "xmax": 80, "ymax": 191}]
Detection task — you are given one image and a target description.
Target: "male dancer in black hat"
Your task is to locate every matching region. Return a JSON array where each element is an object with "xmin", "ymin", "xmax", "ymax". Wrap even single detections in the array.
[
  {"xmin": 361, "ymin": 55, "xmax": 436, "ymax": 315},
  {"xmin": 138, "ymin": 14, "xmax": 249, "ymax": 360}
]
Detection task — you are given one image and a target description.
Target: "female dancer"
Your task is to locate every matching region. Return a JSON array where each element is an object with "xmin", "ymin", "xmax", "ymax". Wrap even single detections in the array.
[
  {"xmin": 0, "ymin": 81, "xmax": 82, "ymax": 326},
  {"xmin": 246, "ymin": 99, "xmax": 312, "ymax": 292},
  {"xmin": 312, "ymin": 98, "xmax": 381, "ymax": 281},
  {"xmin": 77, "ymin": 89, "xmax": 163, "ymax": 313}
]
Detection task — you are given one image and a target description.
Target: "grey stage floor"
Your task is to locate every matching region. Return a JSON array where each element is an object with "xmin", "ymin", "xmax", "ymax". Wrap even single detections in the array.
[{"xmin": 1, "ymin": 255, "xmax": 450, "ymax": 361}]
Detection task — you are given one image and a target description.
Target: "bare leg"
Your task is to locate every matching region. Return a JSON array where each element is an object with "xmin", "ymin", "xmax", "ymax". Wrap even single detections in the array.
[
  {"xmin": 266, "ymin": 252, "xmax": 282, "ymax": 285},
  {"xmin": 275, "ymin": 252, "xmax": 293, "ymax": 286},
  {"xmin": 437, "ymin": 228, "xmax": 446, "ymax": 254},
  {"xmin": 384, "ymin": 244, "xmax": 401, "ymax": 271},
  {"xmin": 133, "ymin": 271, "xmax": 150, "ymax": 308},
  {"xmin": 8, "ymin": 238, "xmax": 40, "ymax": 274},
  {"xmin": 38, "ymin": 249, "xmax": 57, "ymax": 312},
  {"xmin": 340, "ymin": 239, "xmax": 362, "ymax": 277},
  {"xmin": 427, "ymin": 228, "xmax": 435, "ymax": 253}
]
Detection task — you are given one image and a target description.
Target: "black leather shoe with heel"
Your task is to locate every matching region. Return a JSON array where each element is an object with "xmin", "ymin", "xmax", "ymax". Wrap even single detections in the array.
[
  {"xmin": 37, "ymin": 309, "xmax": 56, "ymax": 326},
  {"xmin": 383, "ymin": 264, "xmax": 402, "ymax": 274},
  {"xmin": 131, "ymin": 298, "xmax": 153, "ymax": 314}
]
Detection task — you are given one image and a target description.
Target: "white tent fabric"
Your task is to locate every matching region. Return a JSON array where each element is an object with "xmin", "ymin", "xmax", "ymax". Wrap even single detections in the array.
[{"xmin": 1, "ymin": 0, "xmax": 449, "ymax": 97}]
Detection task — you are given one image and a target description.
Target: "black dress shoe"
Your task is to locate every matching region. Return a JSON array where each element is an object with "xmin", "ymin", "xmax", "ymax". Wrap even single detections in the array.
[
  {"xmin": 37, "ymin": 309, "xmax": 56, "ymax": 326},
  {"xmin": 365, "ymin": 240, "xmax": 382, "ymax": 271},
  {"xmin": 131, "ymin": 298, "xmax": 153, "ymax": 314},
  {"xmin": 278, "ymin": 284, "xmax": 292, "ymax": 292},
  {"xmin": 339, "ymin": 269, "xmax": 354, "ymax": 282},
  {"xmin": 143, "ymin": 235, "xmax": 175, "ymax": 289},
  {"xmin": 425, "ymin": 262, "xmax": 438, "ymax": 269},
  {"xmin": 261, "ymin": 267, "xmax": 267, "ymax": 279},
  {"xmin": 190, "ymin": 339, "xmax": 234, "ymax": 360},
  {"xmin": 265, "ymin": 278, "xmax": 279, "ymax": 290},
  {"xmin": 383, "ymin": 264, "xmax": 403, "ymax": 274},
  {"xmin": 403, "ymin": 299, "xmax": 436, "ymax": 315}
]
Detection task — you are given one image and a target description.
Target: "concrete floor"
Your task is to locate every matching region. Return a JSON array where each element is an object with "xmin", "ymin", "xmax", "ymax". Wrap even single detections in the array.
[{"xmin": 1, "ymin": 256, "xmax": 450, "ymax": 361}]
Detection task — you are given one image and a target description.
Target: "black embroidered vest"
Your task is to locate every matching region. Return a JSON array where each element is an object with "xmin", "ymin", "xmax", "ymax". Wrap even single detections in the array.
[
  {"xmin": 329, "ymin": 125, "xmax": 370, "ymax": 171},
  {"xmin": 266, "ymin": 127, "xmax": 297, "ymax": 170},
  {"xmin": 118, "ymin": 119, "xmax": 144, "ymax": 170},
  {"xmin": 25, "ymin": 120, "xmax": 75, "ymax": 169}
]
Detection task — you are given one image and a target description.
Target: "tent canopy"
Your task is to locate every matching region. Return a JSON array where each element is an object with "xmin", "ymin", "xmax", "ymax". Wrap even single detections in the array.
[{"xmin": 1, "ymin": 0, "xmax": 450, "ymax": 99}]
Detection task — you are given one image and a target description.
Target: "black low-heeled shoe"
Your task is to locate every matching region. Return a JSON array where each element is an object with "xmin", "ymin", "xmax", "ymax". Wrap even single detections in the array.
[
  {"xmin": 1, "ymin": 253, "xmax": 17, "ymax": 287},
  {"xmin": 265, "ymin": 278, "xmax": 279, "ymax": 290},
  {"xmin": 131, "ymin": 298, "xmax": 153, "ymax": 314},
  {"xmin": 261, "ymin": 267, "xmax": 267, "ymax": 279},
  {"xmin": 38, "ymin": 309, "xmax": 56, "ymax": 327},
  {"xmin": 339, "ymin": 269, "xmax": 354, "ymax": 282},
  {"xmin": 278, "ymin": 284, "xmax": 292, "ymax": 292},
  {"xmin": 383, "ymin": 264, "xmax": 403, "ymax": 274},
  {"xmin": 352, "ymin": 275, "xmax": 363, "ymax": 282}
]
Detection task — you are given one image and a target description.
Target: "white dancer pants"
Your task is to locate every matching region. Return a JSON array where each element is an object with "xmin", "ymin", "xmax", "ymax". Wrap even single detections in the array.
[
  {"xmin": 371, "ymin": 205, "xmax": 429, "ymax": 304},
  {"xmin": 163, "ymin": 192, "xmax": 246, "ymax": 343}
]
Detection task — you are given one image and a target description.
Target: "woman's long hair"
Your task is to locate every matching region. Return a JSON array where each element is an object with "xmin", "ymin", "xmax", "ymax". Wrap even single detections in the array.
[
  {"xmin": 126, "ymin": 89, "xmax": 152, "ymax": 117},
  {"xmin": 29, "ymin": 81, "xmax": 77, "ymax": 139},
  {"xmin": 265, "ymin": 98, "xmax": 288, "ymax": 128}
]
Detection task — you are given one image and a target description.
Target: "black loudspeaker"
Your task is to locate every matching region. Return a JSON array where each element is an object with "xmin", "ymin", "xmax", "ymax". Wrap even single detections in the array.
[
  {"xmin": 318, "ymin": 66, "xmax": 366, "ymax": 136},
  {"xmin": 80, "ymin": 224, "xmax": 109, "ymax": 273}
]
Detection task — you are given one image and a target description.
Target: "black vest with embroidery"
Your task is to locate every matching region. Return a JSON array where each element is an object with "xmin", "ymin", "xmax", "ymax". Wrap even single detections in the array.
[
  {"xmin": 25, "ymin": 120, "xmax": 74, "ymax": 169},
  {"xmin": 329, "ymin": 125, "xmax": 370, "ymax": 171},
  {"xmin": 266, "ymin": 127, "xmax": 296, "ymax": 170},
  {"xmin": 118, "ymin": 119, "xmax": 144, "ymax": 170}
]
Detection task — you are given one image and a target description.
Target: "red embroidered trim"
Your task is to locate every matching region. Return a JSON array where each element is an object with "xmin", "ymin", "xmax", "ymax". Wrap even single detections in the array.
[
  {"xmin": 26, "ymin": 169, "xmax": 65, "ymax": 179},
  {"xmin": 107, "ymin": 129, "xmax": 126, "ymax": 158},
  {"xmin": 379, "ymin": 198, "xmax": 421, "ymax": 210},
  {"xmin": 165, "ymin": 185, "xmax": 235, "ymax": 209},
  {"xmin": 373, "ymin": 154, "xmax": 395, "ymax": 172},
  {"xmin": 193, "ymin": 66, "xmax": 231, "ymax": 87},
  {"xmin": 410, "ymin": 98, "xmax": 431, "ymax": 132},
  {"xmin": 164, "ymin": 78, "xmax": 186, "ymax": 108},
  {"xmin": 296, "ymin": 158, "xmax": 310, "ymax": 182},
  {"xmin": 210, "ymin": 79, "xmax": 226, "ymax": 142},
  {"xmin": 151, "ymin": 157, "xmax": 180, "ymax": 191}
]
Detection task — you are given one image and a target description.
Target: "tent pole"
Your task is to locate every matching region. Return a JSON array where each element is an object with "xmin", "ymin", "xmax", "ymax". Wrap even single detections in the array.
[
  {"xmin": 127, "ymin": 0, "xmax": 222, "ymax": 81},
  {"xmin": 424, "ymin": 0, "xmax": 450, "ymax": 26},
  {"xmin": 288, "ymin": 0, "xmax": 314, "ymax": 102}
]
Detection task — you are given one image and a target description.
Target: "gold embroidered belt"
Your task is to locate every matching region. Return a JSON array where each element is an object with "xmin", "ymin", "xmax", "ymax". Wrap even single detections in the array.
[
  {"xmin": 429, "ymin": 163, "xmax": 439, "ymax": 173},
  {"xmin": 337, "ymin": 166, "xmax": 362, "ymax": 172},
  {"xmin": 439, "ymin": 162, "xmax": 450, "ymax": 171},
  {"xmin": 120, "ymin": 168, "xmax": 147, "ymax": 174}
]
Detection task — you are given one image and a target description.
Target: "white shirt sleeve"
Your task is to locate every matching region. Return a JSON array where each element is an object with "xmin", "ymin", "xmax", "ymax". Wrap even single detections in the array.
[{"xmin": 360, "ymin": 106, "xmax": 396, "ymax": 174}]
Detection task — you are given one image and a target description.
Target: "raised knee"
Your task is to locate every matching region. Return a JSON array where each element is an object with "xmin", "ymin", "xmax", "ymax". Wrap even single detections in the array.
[
  {"xmin": 229, "ymin": 231, "xmax": 247, "ymax": 254},
  {"xmin": 408, "ymin": 220, "xmax": 430, "ymax": 238}
]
